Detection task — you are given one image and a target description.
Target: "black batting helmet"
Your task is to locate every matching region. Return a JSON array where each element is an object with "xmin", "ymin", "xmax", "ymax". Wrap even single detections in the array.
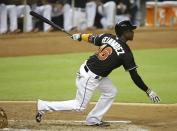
[{"xmin": 115, "ymin": 20, "xmax": 137, "ymax": 37}]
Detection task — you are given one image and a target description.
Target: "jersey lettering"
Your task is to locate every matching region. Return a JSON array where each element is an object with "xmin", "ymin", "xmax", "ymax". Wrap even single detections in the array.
[
  {"xmin": 96, "ymin": 46, "xmax": 113, "ymax": 61},
  {"xmin": 102, "ymin": 37, "xmax": 125, "ymax": 55}
]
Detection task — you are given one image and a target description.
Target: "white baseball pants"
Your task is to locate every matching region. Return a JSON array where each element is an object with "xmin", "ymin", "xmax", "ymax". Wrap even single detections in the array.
[
  {"xmin": 63, "ymin": 4, "xmax": 87, "ymax": 31},
  {"xmin": 0, "ymin": 4, "xmax": 8, "ymax": 33},
  {"xmin": 0, "ymin": 4, "xmax": 33, "ymax": 34},
  {"xmin": 17, "ymin": 5, "xmax": 33, "ymax": 32},
  {"xmin": 0, "ymin": 4, "xmax": 17, "ymax": 33},
  {"xmin": 86, "ymin": 1, "xmax": 97, "ymax": 28},
  {"xmin": 34, "ymin": 5, "xmax": 52, "ymax": 32},
  {"xmin": 98, "ymin": 1, "xmax": 116, "ymax": 28},
  {"xmin": 38, "ymin": 61, "xmax": 117, "ymax": 125}
]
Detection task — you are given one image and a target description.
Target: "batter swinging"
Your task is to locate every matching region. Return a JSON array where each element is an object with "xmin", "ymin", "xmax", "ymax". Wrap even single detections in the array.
[{"xmin": 35, "ymin": 20, "xmax": 160, "ymax": 127}]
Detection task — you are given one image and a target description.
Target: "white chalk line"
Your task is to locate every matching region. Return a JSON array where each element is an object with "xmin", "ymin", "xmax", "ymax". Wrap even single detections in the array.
[
  {"xmin": 74, "ymin": 120, "xmax": 131, "ymax": 124},
  {"xmin": 7, "ymin": 119, "xmax": 131, "ymax": 124},
  {"xmin": 0, "ymin": 101, "xmax": 177, "ymax": 107}
]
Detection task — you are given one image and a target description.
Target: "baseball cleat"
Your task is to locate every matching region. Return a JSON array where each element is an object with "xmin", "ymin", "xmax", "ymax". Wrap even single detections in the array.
[
  {"xmin": 90, "ymin": 121, "xmax": 110, "ymax": 127},
  {"xmin": 35, "ymin": 112, "xmax": 42, "ymax": 123}
]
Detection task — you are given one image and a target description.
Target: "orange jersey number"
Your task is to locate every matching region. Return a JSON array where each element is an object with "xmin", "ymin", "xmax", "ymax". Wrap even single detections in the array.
[{"xmin": 96, "ymin": 46, "xmax": 113, "ymax": 61}]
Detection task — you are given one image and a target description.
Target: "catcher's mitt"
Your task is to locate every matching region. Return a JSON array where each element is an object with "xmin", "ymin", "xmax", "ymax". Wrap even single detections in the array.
[{"xmin": 0, "ymin": 107, "xmax": 8, "ymax": 128}]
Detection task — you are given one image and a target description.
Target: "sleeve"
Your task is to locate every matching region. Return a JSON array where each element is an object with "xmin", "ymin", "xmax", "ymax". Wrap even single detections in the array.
[
  {"xmin": 93, "ymin": 34, "xmax": 105, "ymax": 46},
  {"xmin": 122, "ymin": 53, "xmax": 138, "ymax": 71},
  {"xmin": 81, "ymin": 33, "xmax": 106, "ymax": 46},
  {"xmin": 129, "ymin": 69, "xmax": 149, "ymax": 92}
]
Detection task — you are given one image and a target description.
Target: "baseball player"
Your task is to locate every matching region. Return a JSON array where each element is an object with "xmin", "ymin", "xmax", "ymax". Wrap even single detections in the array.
[
  {"xmin": 35, "ymin": 20, "xmax": 160, "ymax": 127},
  {"xmin": 0, "ymin": 1, "xmax": 33, "ymax": 34},
  {"xmin": 32, "ymin": 0, "xmax": 52, "ymax": 32},
  {"xmin": 63, "ymin": 0, "xmax": 87, "ymax": 31},
  {"xmin": 0, "ymin": 2, "xmax": 19, "ymax": 34},
  {"xmin": 86, "ymin": 0, "xmax": 97, "ymax": 29},
  {"xmin": 98, "ymin": 0, "xmax": 116, "ymax": 29}
]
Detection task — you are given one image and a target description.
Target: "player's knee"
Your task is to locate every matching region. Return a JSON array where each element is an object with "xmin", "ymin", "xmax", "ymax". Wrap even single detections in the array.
[
  {"xmin": 111, "ymin": 87, "xmax": 117, "ymax": 98},
  {"xmin": 102, "ymin": 87, "xmax": 117, "ymax": 98},
  {"xmin": 106, "ymin": 87, "xmax": 117, "ymax": 98},
  {"xmin": 74, "ymin": 100, "xmax": 86, "ymax": 112}
]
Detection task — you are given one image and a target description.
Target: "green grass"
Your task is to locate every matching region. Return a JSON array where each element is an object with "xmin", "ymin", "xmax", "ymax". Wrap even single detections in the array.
[{"xmin": 0, "ymin": 48, "xmax": 177, "ymax": 104}]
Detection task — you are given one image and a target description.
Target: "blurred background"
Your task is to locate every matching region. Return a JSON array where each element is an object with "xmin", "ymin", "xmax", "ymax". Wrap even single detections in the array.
[{"xmin": 0, "ymin": 0, "xmax": 177, "ymax": 34}]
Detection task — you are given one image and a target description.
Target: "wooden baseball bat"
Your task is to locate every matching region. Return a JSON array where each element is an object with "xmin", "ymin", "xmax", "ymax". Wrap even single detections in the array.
[{"xmin": 30, "ymin": 11, "xmax": 72, "ymax": 36}]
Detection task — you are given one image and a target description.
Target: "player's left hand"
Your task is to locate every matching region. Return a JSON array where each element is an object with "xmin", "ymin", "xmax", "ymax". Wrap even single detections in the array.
[
  {"xmin": 71, "ymin": 33, "xmax": 82, "ymax": 41},
  {"xmin": 146, "ymin": 90, "xmax": 160, "ymax": 103}
]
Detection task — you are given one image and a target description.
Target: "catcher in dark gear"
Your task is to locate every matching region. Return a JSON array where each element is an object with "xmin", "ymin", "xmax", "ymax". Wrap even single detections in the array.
[{"xmin": 0, "ymin": 107, "xmax": 8, "ymax": 129}]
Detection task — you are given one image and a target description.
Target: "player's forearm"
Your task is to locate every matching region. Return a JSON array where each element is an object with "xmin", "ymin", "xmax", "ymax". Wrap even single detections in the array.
[
  {"xmin": 81, "ymin": 34, "xmax": 95, "ymax": 43},
  {"xmin": 129, "ymin": 69, "xmax": 149, "ymax": 92},
  {"xmin": 71, "ymin": 33, "xmax": 102, "ymax": 46},
  {"xmin": 81, "ymin": 34, "xmax": 103, "ymax": 46}
]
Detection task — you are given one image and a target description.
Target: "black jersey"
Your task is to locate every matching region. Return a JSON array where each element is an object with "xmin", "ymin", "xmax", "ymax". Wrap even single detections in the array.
[{"xmin": 86, "ymin": 33, "xmax": 137, "ymax": 77}]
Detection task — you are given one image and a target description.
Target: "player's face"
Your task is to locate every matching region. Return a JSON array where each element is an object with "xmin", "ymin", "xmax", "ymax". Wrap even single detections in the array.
[{"xmin": 125, "ymin": 30, "xmax": 134, "ymax": 41}]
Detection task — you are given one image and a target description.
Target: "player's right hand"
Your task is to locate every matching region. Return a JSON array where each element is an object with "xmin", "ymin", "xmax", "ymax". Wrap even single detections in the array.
[
  {"xmin": 71, "ymin": 33, "xmax": 82, "ymax": 41},
  {"xmin": 146, "ymin": 89, "xmax": 160, "ymax": 103}
]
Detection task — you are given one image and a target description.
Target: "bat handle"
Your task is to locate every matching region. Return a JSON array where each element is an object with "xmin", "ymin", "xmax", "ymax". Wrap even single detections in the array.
[
  {"xmin": 62, "ymin": 29, "xmax": 72, "ymax": 36},
  {"xmin": 52, "ymin": 22, "xmax": 72, "ymax": 36}
]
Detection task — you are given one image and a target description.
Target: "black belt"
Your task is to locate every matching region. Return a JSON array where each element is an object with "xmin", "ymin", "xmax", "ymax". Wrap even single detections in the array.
[{"xmin": 84, "ymin": 65, "xmax": 101, "ymax": 79}]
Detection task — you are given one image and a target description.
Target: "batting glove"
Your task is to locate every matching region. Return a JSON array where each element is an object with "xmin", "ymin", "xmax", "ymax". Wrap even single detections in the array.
[
  {"xmin": 71, "ymin": 33, "xmax": 82, "ymax": 41},
  {"xmin": 146, "ymin": 89, "xmax": 160, "ymax": 103}
]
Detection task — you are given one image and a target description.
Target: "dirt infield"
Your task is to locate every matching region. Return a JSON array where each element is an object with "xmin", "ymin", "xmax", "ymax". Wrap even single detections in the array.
[
  {"xmin": 0, "ymin": 28, "xmax": 177, "ymax": 131},
  {"xmin": 0, "ymin": 102, "xmax": 177, "ymax": 131},
  {"xmin": 0, "ymin": 28, "xmax": 177, "ymax": 57}
]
